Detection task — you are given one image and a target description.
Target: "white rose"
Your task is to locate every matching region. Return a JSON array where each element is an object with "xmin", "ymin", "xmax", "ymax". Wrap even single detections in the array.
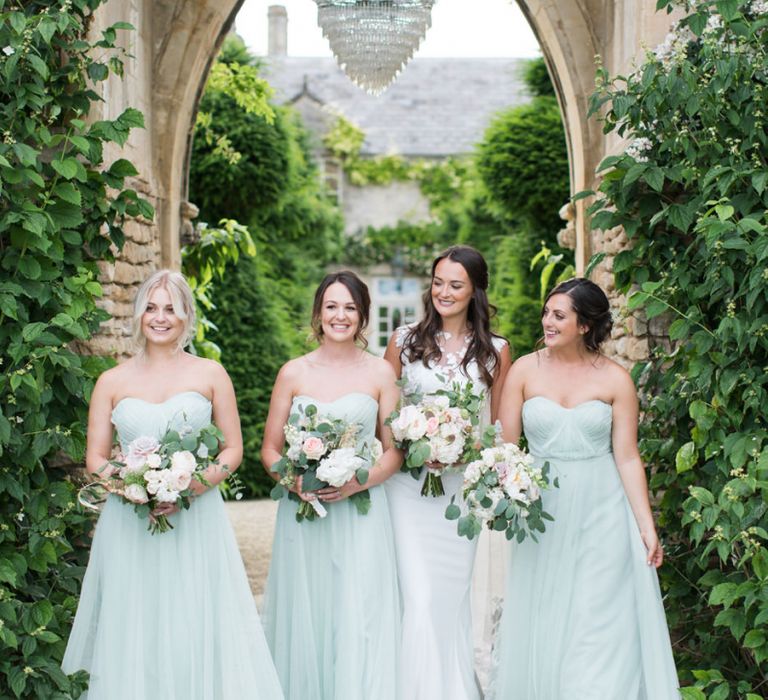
[
  {"xmin": 391, "ymin": 405, "xmax": 428, "ymax": 442},
  {"xmin": 502, "ymin": 467, "xmax": 533, "ymax": 503},
  {"xmin": 170, "ymin": 450, "xmax": 196, "ymax": 475},
  {"xmin": 462, "ymin": 460, "xmax": 484, "ymax": 487},
  {"xmin": 124, "ymin": 483, "xmax": 148, "ymax": 504},
  {"xmin": 146, "ymin": 453, "xmax": 162, "ymax": 469},
  {"xmin": 316, "ymin": 447, "xmax": 363, "ymax": 487},
  {"xmin": 432, "ymin": 395, "xmax": 450, "ymax": 409},
  {"xmin": 144, "ymin": 469, "xmax": 165, "ymax": 495},
  {"xmin": 155, "ymin": 486, "xmax": 179, "ymax": 504},
  {"xmin": 166, "ymin": 469, "xmax": 192, "ymax": 492},
  {"xmin": 123, "ymin": 451, "xmax": 149, "ymax": 474},
  {"xmin": 432, "ymin": 437, "xmax": 463, "ymax": 466}
]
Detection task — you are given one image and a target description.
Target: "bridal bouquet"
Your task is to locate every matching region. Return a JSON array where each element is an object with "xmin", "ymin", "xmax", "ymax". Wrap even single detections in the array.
[
  {"xmin": 81, "ymin": 422, "xmax": 224, "ymax": 534},
  {"xmin": 387, "ymin": 381, "xmax": 484, "ymax": 497},
  {"xmin": 269, "ymin": 402, "xmax": 377, "ymax": 522},
  {"xmin": 446, "ymin": 437, "xmax": 556, "ymax": 542}
]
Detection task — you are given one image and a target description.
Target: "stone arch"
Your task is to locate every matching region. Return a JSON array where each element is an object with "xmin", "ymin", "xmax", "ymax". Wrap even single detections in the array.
[{"xmin": 134, "ymin": 0, "xmax": 672, "ymax": 272}]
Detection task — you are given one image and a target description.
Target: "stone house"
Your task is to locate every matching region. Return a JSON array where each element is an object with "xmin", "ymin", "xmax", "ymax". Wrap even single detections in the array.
[{"xmin": 261, "ymin": 7, "xmax": 531, "ymax": 353}]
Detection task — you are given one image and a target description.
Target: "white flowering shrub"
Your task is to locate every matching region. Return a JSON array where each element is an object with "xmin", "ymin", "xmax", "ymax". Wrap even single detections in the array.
[{"xmin": 585, "ymin": 1, "xmax": 768, "ymax": 696}]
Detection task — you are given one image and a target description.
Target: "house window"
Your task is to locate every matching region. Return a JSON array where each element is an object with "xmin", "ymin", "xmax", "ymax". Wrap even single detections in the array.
[{"xmin": 370, "ymin": 277, "xmax": 423, "ymax": 355}]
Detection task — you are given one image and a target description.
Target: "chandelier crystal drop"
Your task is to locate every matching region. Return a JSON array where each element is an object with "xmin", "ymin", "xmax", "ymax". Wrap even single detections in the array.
[{"xmin": 315, "ymin": 0, "xmax": 436, "ymax": 95}]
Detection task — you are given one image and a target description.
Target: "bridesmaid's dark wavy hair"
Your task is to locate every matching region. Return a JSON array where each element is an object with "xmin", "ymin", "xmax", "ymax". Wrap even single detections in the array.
[
  {"xmin": 311, "ymin": 270, "xmax": 371, "ymax": 349},
  {"xmin": 543, "ymin": 278, "xmax": 613, "ymax": 353},
  {"xmin": 400, "ymin": 245, "xmax": 502, "ymax": 388}
]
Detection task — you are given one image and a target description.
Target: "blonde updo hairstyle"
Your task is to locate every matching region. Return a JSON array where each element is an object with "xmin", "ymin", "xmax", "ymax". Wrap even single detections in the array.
[{"xmin": 131, "ymin": 269, "xmax": 196, "ymax": 354}]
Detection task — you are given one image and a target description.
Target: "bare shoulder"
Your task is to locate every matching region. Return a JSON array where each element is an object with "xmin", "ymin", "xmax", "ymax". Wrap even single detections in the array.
[
  {"xmin": 273, "ymin": 355, "xmax": 311, "ymax": 393},
  {"xmin": 95, "ymin": 358, "xmax": 137, "ymax": 396},
  {"xmin": 365, "ymin": 353, "xmax": 398, "ymax": 384},
  {"xmin": 599, "ymin": 356, "xmax": 636, "ymax": 396},
  {"xmin": 509, "ymin": 350, "xmax": 540, "ymax": 376},
  {"xmin": 187, "ymin": 354, "xmax": 229, "ymax": 381}
]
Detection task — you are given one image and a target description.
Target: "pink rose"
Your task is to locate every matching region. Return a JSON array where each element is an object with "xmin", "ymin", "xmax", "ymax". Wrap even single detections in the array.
[
  {"xmin": 166, "ymin": 469, "xmax": 192, "ymax": 492},
  {"xmin": 425, "ymin": 416, "xmax": 440, "ymax": 436},
  {"xmin": 128, "ymin": 436, "xmax": 160, "ymax": 458},
  {"xmin": 302, "ymin": 436, "xmax": 327, "ymax": 461}
]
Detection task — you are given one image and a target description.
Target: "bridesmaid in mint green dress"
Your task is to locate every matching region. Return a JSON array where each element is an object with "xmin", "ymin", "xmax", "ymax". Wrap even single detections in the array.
[
  {"xmin": 62, "ymin": 270, "xmax": 283, "ymax": 699},
  {"xmin": 261, "ymin": 271, "xmax": 402, "ymax": 700},
  {"xmin": 494, "ymin": 278, "xmax": 679, "ymax": 699}
]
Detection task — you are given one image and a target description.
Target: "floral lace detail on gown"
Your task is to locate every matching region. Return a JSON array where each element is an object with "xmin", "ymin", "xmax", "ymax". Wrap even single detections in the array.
[{"xmin": 389, "ymin": 324, "xmax": 508, "ymax": 699}]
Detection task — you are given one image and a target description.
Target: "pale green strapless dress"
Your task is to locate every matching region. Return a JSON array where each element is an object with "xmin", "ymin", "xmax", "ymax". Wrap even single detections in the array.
[
  {"xmin": 62, "ymin": 391, "xmax": 284, "ymax": 699},
  {"xmin": 491, "ymin": 397, "xmax": 679, "ymax": 699},
  {"xmin": 262, "ymin": 393, "xmax": 401, "ymax": 700}
]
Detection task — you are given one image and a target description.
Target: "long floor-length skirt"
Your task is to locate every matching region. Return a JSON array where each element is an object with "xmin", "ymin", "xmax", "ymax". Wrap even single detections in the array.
[
  {"xmin": 386, "ymin": 470, "xmax": 482, "ymax": 700},
  {"xmin": 263, "ymin": 485, "xmax": 400, "ymax": 700}
]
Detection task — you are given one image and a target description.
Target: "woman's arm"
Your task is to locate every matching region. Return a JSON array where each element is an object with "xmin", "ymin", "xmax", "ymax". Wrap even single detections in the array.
[
  {"xmin": 189, "ymin": 362, "xmax": 243, "ymax": 494},
  {"xmin": 85, "ymin": 373, "xmax": 117, "ymax": 477},
  {"xmin": 260, "ymin": 363, "xmax": 295, "ymax": 483},
  {"xmin": 490, "ymin": 342, "xmax": 513, "ymax": 422},
  {"xmin": 611, "ymin": 369, "xmax": 663, "ymax": 568},
  {"xmin": 383, "ymin": 332, "xmax": 403, "ymax": 379},
  {"xmin": 497, "ymin": 357, "xmax": 526, "ymax": 444}
]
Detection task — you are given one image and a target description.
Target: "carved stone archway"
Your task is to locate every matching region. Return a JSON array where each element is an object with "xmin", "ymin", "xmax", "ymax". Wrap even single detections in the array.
[{"xmin": 91, "ymin": 0, "xmax": 674, "ymax": 359}]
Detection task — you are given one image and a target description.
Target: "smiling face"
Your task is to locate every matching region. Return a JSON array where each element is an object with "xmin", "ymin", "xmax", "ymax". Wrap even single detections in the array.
[
  {"xmin": 541, "ymin": 293, "xmax": 588, "ymax": 349},
  {"xmin": 141, "ymin": 285, "xmax": 185, "ymax": 349},
  {"xmin": 430, "ymin": 257, "xmax": 474, "ymax": 324},
  {"xmin": 320, "ymin": 282, "xmax": 360, "ymax": 344}
]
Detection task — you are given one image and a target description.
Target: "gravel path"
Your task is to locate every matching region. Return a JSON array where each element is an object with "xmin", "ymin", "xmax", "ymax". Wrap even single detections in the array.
[{"xmin": 225, "ymin": 499, "xmax": 279, "ymax": 602}]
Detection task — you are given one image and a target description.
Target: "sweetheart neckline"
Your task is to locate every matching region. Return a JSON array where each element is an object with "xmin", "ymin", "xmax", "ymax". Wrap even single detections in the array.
[
  {"xmin": 113, "ymin": 390, "xmax": 211, "ymax": 411},
  {"xmin": 523, "ymin": 396, "xmax": 612, "ymax": 411},
  {"xmin": 292, "ymin": 392, "xmax": 377, "ymax": 406}
]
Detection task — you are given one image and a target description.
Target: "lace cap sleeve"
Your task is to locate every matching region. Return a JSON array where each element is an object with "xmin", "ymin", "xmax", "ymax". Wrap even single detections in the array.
[
  {"xmin": 394, "ymin": 324, "xmax": 414, "ymax": 349},
  {"xmin": 492, "ymin": 335, "xmax": 508, "ymax": 353}
]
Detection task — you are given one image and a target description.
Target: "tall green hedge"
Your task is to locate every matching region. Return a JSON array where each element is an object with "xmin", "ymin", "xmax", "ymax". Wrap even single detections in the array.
[
  {"xmin": 588, "ymin": 1, "xmax": 768, "ymax": 696},
  {"xmin": 189, "ymin": 37, "xmax": 342, "ymax": 497},
  {"xmin": 0, "ymin": 2, "xmax": 150, "ymax": 696}
]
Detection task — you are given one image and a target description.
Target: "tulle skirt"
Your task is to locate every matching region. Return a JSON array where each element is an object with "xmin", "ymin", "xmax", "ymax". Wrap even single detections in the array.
[
  {"xmin": 262, "ymin": 485, "xmax": 400, "ymax": 700},
  {"xmin": 489, "ymin": 453, "xmax": 679, "ymax": 699},
  {"xmin": 62, "ymin": 490, "xmax": 284, "ymax": 699}
]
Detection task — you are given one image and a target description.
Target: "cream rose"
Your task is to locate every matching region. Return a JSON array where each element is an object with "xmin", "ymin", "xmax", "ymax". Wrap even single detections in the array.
[
  {"xmin": 302, "ymin": 436, "xmax": 327, "ymax": 461},
  {"xmin": 170, "ymin": 450, "xmax": 196, "ymax": 475},
  {"xmin": 124, "ymin": 483, "xmax": 149, "ymax": 504}
]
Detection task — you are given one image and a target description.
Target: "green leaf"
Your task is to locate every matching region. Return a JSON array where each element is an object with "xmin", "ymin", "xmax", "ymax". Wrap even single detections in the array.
[
  {"xmin": 50, "ymin": 158, "xmax": 78, "ymax": 179},
  {"xmin": 445, "ymin": 503, "xmax": 461, "ymax": 520},
  {"xmin": 108, "ymin": 158, "xmax": 139, "ymax": 178},
  {"xmin": 52, "ymin": 182, "xmax": 82, "ymax": 206},
  {"xmin": 676, "ymin": 441, "xmax": 697, "ymax": 473},
  {"xmin": 37, "ymin": 17, "xmax": 57, "ymax": 44},
  {"xmin": 689, "ymin": 486, "xmax": 714, "ymax": 506},
  {"xmin": 744, "ymin": 629, "xmax": 766, "ymax": 648},
  {"xmin": 87, "ymin": 62, "xmax": 109, "ymax": 82}
]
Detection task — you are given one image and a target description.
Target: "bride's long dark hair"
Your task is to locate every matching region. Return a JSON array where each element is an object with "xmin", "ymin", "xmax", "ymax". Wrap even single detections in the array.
[{"xmin": 399, "ymin": 245, "xmax": 503, "ymax": 388}]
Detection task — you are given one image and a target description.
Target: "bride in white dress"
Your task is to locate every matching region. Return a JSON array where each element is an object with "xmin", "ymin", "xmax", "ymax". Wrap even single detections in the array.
[{"xmin": 384, "ymin": 246, "xmax": 511, "ymax": 700}]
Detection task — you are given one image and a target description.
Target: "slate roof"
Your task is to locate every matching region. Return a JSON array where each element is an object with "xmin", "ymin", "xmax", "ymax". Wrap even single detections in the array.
[{"xmin": 262, "ymin": 57, "xmax": 530, "ymax": 157}]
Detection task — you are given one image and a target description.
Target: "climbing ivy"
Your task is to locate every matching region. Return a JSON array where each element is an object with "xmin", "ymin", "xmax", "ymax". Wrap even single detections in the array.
[
  {"xmin": 0, "ymin": 1, "xmax": 151, "ymax": 696},
  {"xmin": 587, "ymin": 1, "xmax": 768, "ymax": 696}
]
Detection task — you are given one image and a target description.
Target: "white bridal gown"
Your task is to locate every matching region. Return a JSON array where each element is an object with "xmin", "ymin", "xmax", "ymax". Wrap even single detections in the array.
[{"xmin": 385, "ymin": 326, "xmax": 507, "ymax": 700}]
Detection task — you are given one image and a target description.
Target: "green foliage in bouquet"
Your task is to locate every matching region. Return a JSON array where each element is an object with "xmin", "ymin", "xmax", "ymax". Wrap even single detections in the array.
[
  {"xmin": 0, "ymin": 2, "xmax": 151, "ymax": 696},
  {"xmin": 269, "ymin": 403, "xmax": 372, "ymax": 521},
  {"xmin": 585, "ymin": 1, "xmax": 768, "ymax": 695}
]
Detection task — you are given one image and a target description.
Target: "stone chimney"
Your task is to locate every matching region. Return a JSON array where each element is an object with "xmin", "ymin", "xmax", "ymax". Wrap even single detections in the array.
[{"xmin": 268, "ymin": 5, "xmax": 288, "ymax": 57}]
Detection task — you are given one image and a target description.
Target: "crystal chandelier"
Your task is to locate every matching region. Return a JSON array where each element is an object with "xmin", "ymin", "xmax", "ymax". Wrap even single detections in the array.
[{"xmin": 315, "ymin": 0, "xmax": 436, "ymax": 95}]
